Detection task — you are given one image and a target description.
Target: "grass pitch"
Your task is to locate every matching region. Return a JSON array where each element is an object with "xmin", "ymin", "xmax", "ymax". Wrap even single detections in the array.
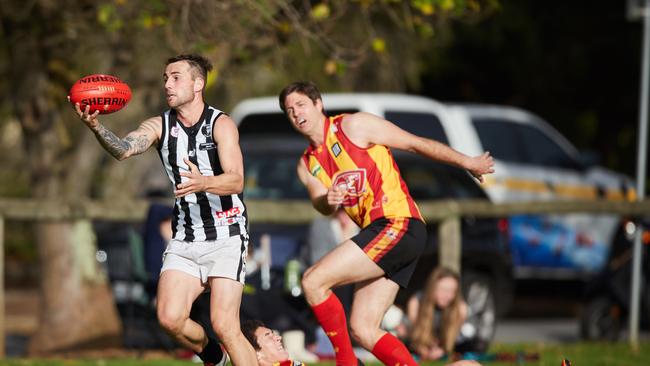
[{"xmin": 0, "ymin": 342, "xmax": 648, "ymax": 365}]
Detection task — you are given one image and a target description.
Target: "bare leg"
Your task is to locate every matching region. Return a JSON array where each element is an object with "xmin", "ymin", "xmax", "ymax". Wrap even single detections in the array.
[
  {"xmin": 301, "ymin": 240, "xmax": 385, "ymax": 366},
  {"xmin": 349, "ymin": 277, "xmax": 418, "ymax": 365},
  {"xmin": 208, "ymin": 276, "xmax": 257, "ymax": 366},
  {"xmin": 156, "ymin": 270, "xmax": 207, "ymax": 352},
  {"xmin": 348, "ymin": 277, "xmax": 399, "ymax": 349},
  {"xmin": 301, "ymin": 240, "xmax": 385, "ymax": 306}
]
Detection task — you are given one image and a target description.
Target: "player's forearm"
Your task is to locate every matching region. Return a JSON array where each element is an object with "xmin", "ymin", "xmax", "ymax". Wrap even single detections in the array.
[
  {"xmin": 204, "ymin": 172, "xmax": 244, "ymax": 195},
  {"xmin": 414, "ymin": 138, "xmax": 470, "ymax": 170},
  {"xmin": 91, "ymin": 124, "xmax": 146, "ymax": 161}
]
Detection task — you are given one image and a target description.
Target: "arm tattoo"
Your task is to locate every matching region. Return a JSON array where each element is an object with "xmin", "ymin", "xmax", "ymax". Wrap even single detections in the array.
[
  {"xmin": 94, "ymin": 124, "xmax": 130, "ymax": 159},
  {"xmin": 93, "ymin": 124, "xmax": 151, "ymax": 159},
  {"xmin": 124, "ymin": 134, "xmax": 151, "ymax": 155}
]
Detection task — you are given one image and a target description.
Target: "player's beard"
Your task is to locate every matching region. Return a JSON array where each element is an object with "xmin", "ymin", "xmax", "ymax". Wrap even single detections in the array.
[{"xmin": 168, "ymin": 91, "xmax": 194, "ymax": 109}]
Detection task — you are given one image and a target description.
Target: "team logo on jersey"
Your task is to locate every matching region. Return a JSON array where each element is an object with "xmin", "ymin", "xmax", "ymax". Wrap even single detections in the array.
[
  {"xmin": 201, "ymin": 123, "xmax": 211, "ymax": 138},
  {"xmin": 331, "ymin": 142, "xmax": 342, "ymax": 157},
  {"xmin": 332, "ymin": 169, "xmax": 367, "ymax": 207},
  {"xmin": 171, "ymin": 125, "xmax": 180, "ymax": 137}
]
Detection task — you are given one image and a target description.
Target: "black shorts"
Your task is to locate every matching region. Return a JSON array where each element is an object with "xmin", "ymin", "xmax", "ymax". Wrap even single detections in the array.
[{"xmin": 351, "ymin": 217, "xmax": 427, "ymax": 288}]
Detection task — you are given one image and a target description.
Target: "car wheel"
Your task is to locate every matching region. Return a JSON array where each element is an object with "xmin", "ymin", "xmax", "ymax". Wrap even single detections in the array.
[
  {"xmin": 460, "ymin": 270, "xmax": 497, "ymax": 353},
  {"xmin": 580, "ymin": 296, "xmax": 623, "ymax": 341}
]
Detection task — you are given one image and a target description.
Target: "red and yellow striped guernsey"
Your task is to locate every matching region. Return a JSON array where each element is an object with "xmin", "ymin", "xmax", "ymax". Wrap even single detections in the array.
[{"xmin": 302, "ymin": 114, "xmax": 423, "ymax": 228}]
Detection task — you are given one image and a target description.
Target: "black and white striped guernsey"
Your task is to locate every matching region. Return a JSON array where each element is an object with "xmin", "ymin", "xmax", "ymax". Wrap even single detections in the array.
[{"xmin": 157, "ymin": 103, "xmax": 247, "ymax": 242}]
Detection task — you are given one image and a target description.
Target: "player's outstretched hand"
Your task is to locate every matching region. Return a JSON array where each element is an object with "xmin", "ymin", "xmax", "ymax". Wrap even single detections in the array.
[
  {"xmin": 467, "ymin": 151, "xmax": 495, "ymax": 183},
  {"xmin": 72, "ymin": 100, "xmax": 100, "ymax": 130},
  {"xmin": 175, "ymin": 158, "xmax": 206, "ymax": 198}
]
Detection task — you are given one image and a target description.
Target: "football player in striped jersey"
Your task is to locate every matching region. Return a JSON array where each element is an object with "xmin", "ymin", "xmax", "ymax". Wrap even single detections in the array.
[
  {"xmin": 74, "ymin": 54, "xmax": 256, "ymax": 366},
  {"xmin": 279, "ymin": 81, "xmax": 494, "ymax": 366}
]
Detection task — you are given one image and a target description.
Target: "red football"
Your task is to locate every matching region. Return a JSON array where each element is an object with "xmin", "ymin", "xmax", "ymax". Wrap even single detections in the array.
[{"xmin": 68, "ymin": 74, "xmax": 132, "ymax": 114}]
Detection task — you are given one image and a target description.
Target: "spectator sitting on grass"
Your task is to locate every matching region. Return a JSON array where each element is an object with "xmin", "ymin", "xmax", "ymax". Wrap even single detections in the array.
[{"xmin": 408, "ymin": 266, "xmax": 468, "ymax": 361}]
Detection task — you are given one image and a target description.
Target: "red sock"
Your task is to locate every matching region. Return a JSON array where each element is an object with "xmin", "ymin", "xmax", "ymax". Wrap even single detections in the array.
[
  {"xmin": 371, "ymin": 332, "xmax": 418, "ymax": 366},
  {"xmin": 311, "ymin": 293, "xmax": 357, "ymax": 366}
]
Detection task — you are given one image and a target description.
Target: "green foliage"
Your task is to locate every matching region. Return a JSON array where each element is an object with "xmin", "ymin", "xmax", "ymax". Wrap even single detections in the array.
[
  {"xmin": 98, "ymin": 0, "xmax": 168, "ymax": 32},
  {"xmin": 414, "ymin": 0, "xmax": 638, "ymax": 177},
  {"xmin": 97, "ymin": 3, "xmax": 123, "ymax": 32},
  {"xmin": 0, "ymin": 0, "xmax": 500, "ymax": 201},
  {"xmin": 310, "ymin": 3, "xmax": 331, "ymax": 20},
  {"xmin": 372, "ymin": 37, "xmax": 387, "ymax": 53}
]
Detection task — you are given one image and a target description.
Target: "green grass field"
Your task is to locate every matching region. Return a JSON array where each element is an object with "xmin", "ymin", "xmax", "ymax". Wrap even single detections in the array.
[{"xmin": 0, "ymin": 342, "xmax": 648, "ymax": 366}]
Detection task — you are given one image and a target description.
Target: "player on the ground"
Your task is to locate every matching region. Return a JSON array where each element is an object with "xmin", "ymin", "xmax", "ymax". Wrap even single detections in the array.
[{"xmin": 242, "ymin": 319, "xmax": 310, "ymax": 366}]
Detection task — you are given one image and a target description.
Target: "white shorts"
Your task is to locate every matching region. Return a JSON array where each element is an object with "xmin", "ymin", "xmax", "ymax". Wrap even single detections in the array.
[{"xmin": 160, "ymin": 235, "xmax": 248, "ymax": 284}]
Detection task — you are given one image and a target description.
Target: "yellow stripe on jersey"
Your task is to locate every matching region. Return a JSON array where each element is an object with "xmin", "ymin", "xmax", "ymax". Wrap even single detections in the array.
[{"xmin": 366, "ymin": 145, "xmax": 419, "ymax": 219}]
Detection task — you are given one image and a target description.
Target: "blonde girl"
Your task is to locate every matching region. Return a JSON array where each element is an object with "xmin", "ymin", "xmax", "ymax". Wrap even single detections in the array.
[{"xmin": 409, "ymin": 267, "xmax": 467, "ymax": 360}]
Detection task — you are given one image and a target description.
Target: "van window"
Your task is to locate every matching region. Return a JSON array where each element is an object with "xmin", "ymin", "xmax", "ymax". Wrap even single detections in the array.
[
  {"xmin": 243, "ymin": 152, "xmax": 308, "ymax": 199},
  {"xmin": 517, "ymin": 124, "xmax": 580, "ymax": 170},
  {"xmin": 395, "ymin": 154, "xmax": 485, "ymax": 200},
  {"xmin": 238, "ymin": 109, "xmax": 358, "ymax": 137},
  {"xmin": 472, "ymin": 118, "xmax": 579, "ymax": 169},
  {"xmin": 471, "ymin": 118, "xmax": 527, "ymax": 164},
  {"xmin": 385, "ymin": 111, "xmax": 449, "ymax": 144},
  {"xmin": 238, "ymin": 113, "xmax": 299, "ymax": 136}
]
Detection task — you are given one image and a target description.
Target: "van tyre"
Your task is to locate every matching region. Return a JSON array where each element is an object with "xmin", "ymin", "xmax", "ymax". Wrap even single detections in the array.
[{"xmin": 461, "ymin": 270, "xmax": 497, "ymax": 353}]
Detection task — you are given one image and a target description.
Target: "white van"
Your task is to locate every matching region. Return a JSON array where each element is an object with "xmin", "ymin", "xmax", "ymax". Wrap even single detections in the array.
[{"xmin": 231, "ymin": 93, "xmax": 635, "ymax": 282}]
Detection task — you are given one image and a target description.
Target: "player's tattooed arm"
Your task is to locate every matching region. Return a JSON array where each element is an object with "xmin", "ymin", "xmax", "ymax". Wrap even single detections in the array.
[{"xmin": 92, "ymin": 117, "xmax": 161, "ymax": 160}]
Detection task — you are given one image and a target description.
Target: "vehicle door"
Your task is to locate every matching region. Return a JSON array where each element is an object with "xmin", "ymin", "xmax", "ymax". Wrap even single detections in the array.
[{"xmin": 469, "ymin": 113, "xmax": 614, "ymax": 278}]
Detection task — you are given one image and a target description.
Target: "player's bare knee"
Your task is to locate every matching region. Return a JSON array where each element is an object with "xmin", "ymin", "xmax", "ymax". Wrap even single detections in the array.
[
  {"xmin": 301, "ymin": 269, "xmax": 327, "ymax": 303},
  {"xmin": 302, "ymin": 265, "xmax": 315, "ymax": 281},
  {"xmin": 157, "ymin": 307, "xmax": 185, "ymax": 335},
  {"xmin": 300, "ymin": 268, "xmax": 318, "ymax": 293}
]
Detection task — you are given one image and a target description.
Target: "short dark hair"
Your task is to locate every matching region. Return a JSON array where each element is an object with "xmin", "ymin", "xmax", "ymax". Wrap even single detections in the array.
[
  {"xmin": 278, "ymin": 81, "xmax": 322, "ymax": 112},
  {"xmin": 241, "ymin": 319, "xmax": 265, "ymax": 350},
  {"xmin": 166, "ymin": 54, "xmax": 213, "ymax": 82}
]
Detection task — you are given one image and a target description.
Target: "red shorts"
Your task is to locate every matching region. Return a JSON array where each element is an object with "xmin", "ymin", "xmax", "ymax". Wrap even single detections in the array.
[{"xmin": 351, "ymin": 217, "xmax": 426, "ymax": 288}]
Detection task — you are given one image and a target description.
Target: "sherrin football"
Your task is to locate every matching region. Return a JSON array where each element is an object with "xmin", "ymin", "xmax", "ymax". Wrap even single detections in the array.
[{"xmin": 68, "ymin": 74, "xmax": 132, "ymax": 114}]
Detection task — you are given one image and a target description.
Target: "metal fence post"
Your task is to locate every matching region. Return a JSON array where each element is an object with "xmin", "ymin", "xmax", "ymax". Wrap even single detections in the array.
[
  {"xmin": 0, "ymin": 216, "xmax": 4, "ymax": 358},
  {"xmin": 630, "ymin": 0, "xmax": 650, "ymax": 350}
]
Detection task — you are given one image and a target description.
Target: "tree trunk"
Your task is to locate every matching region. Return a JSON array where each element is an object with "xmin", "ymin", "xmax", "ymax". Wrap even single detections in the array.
[{"xmin": 27, "ymin": 220, "xmax": 122, "ymax": 355}]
